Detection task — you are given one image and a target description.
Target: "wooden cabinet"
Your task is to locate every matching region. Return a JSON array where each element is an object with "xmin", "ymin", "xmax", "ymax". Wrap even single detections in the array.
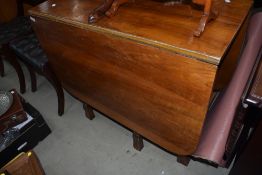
[{"xmin": 29, "ymin": 0, "xmax": 252, "ymax": 155}]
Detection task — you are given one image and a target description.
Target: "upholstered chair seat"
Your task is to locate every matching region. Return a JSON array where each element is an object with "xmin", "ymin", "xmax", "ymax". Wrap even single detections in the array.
[
  {"xmin": 0, "ymin": 17, "xmax": 31, "ymax": 45},
  {"xmin": 0, "ymin": 17, "xmax": 31, "ymax": 93},
  {"xmin": 9, "ymin": 33, "xmax": 64, "ymax": 116},
  {"xmin": 9, "ymin": 33, "xmax": 48, "ymax": 71}
]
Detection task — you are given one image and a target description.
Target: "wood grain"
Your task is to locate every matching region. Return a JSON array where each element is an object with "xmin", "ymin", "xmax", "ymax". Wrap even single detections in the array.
[
  {"xmin": 1, "ymin": 151, "xmax": 45, "ymax": 175},
  {"xmin": 31, "ymin": 16, "xmax": 216, "ymax": 154},
  {"xmin": 29, "ymin": 0, "xmax": 252, "ymax": 65},
  {"xmin": 29, "ymin": 0, "xmax": 252, "ymax": 155}
]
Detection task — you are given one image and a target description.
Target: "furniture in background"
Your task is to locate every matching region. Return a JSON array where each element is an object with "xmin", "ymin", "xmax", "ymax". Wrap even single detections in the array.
[
  {"xmin": 0, "ymin": 151, "xmax": 45, "ymax": 175},
  {"xmin": 0, "ymin": 93, "xmax": 51, "ymax": 167},
  {"xmin": 0, "ymin": 16, "xmax": 31, "ymax": 93},
  {"xmin": 0, "ymin": 90, "xmax": 27, "ymax": 133},
  {"xmin": 0, "ymin": 0, "xmax": 64, "ymax": 116},
  {"xmin": 0, "ymin": 0, "xmax": 45, "ymax": 93},
  {"xmin": 9, "ymin": 33, "xmax": 64, "ymax": 116},
  {"xmin": 0, "ymin": 0, "xmax": 45, "ymax": 23},
  {"xmin": 29, "ymin": 0, "xmax": 252, "ymax": 167}
]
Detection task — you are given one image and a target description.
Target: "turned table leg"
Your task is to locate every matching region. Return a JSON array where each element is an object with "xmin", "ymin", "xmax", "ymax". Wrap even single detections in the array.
[
  {"xmin": 133, "ymin": 132, "xmax": 144, "ymax": 151},
  {"xmin": 83, "ymin": 103, "xmax": 95, "ymax": 120}
]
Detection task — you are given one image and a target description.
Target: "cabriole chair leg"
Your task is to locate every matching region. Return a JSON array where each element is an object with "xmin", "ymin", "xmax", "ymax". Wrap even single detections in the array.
[
  {"xmin": 43, "ymin": 63, "xmax": 64, "ymax": 116},
  {"xmin": 25, "ymin": 64, "xmax": 37, "ymax": 92},
  {"xmin": 4, "ymin": 46, "xmax": 26, "ymax": 94},
  {"xmin": 0, "ymin": 57, "xmax": 4, "ymax": 77}
]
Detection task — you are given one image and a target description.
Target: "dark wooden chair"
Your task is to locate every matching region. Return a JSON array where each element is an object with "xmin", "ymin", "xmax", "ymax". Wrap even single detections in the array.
[
  {"xmin": 0, "ymin": 16, "xmax": 32, "ymax": 93},
  {"xmin": 0, "ymin": 57, "xmax": 3, "ymax": 77},
  {"xmin": 9, "ymin": 33, "xmax": 64, "ymax": 116},
  {"xmin": 0, "ymin": 0, "xmax": 46, "ymax": 93}
]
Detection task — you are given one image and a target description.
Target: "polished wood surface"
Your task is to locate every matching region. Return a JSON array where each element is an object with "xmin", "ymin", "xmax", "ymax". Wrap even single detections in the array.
[
  {"xmin": 1, "ymin": 151, "xmax": 45, "ymax": 175},
  {"xmin": 29, "ymin": 0, "xmax": 252, "ymax": 65},
  {"xmin": 29, "ymin": 0, "xmax": 251, "ymax": 155},
  {"xmin": 88, "ymin": 0, "xmax": 222, "ymax": 37},
  {"xmin": 213, "ymin": 16, "xmax": 249, "ymax": 91}
]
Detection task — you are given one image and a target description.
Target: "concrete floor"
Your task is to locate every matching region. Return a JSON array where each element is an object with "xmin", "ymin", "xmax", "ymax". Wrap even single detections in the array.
[{"xmin": 0, "ymin": 61, "xmax": 231, "ymax": 175}]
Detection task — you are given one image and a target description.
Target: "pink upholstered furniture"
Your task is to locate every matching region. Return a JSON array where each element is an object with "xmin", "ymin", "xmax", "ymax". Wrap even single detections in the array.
[{"xmin": 193, "ymin": 11, "xmax": 262, "ymax": 166}]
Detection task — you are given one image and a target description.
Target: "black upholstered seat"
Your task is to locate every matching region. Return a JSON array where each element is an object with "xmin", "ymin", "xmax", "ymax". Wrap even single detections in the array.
[
  {"xmin": 0, "ymin": 0, "xmax": 48, "ymax": 95},
  {"xmin": 8, "ymin": 33, "xmax": 64, "ymax": 116},
  {"xmin": 9, "ymin": 33, "xmax": 48, "ymax": 71},
  {"xmin": 0, "ymin": 17, "xmax": 31, "ymax": 93},
  {"xmin": 0, "ymin": 17, "xmax": 31, "ymax": 45}
]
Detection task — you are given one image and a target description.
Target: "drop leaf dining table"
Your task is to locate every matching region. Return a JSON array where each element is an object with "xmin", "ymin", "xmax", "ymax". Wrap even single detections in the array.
[{"xmin": 29, "ymin": 0, "xmax": 252, "ymax": 156}]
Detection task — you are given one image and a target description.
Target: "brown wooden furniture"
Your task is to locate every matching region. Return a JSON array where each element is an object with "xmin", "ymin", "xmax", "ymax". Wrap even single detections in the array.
[
  {"xmin": 0, "ymin": 0, "xmax": 64, "ymax": 116},
  {"xmin": 0, "ymin": 0, "xmax": 45, "ymax": 94},
  {"xmin": 0, "ymin": 151, "xmax": 45, "ymax": 175},
  {"xmin": 88, "ymin": 0, "xmax": 223, "ymax": 37},
  {"xmin": 0, "ymin": 93, "xmax": 51, "ymax": 168},
  {"xmin": 0, "ymin": 18, "xmax": 30, "ymax": 94},
  {"xmin": 29, "ymin": 0, "xmax": 252, "ymax": 156},
  {"xmin": 9, "ymin": 33, "xmax": 64, "ymax": 116},
  {"xmin": 0, "ymin": 90, "xmax": 27, "ymax": 133}
]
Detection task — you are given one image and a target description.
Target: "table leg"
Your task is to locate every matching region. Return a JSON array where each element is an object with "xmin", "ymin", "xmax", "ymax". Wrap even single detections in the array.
[
  {"xmin": 83, "ymin": 103, "xmax": 95, "ymax": 120},
  {"xmin": 133, "ymin": 132, "xmax": 144, "ymax": 151}
]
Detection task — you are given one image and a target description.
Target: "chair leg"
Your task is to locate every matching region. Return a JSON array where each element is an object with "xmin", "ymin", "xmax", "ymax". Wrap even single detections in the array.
[
  {"xmin": 133, "ymin": 132, "xmax": 144, "ymax": 151},
  {"xmin": 25, "ymin": 64, "xmax": 37, "ymax": 92},
  {"xmin": 177, "ymin": 156, "xmax": 190, "ymax": 166},
  {"xmin": 43, "ymin": 63, "xmax": 64, "ymax": 116},
  {"xmin": 83, "ymin": 103, "xmax": 95, "ymax": 120},
  {"xmin": 3, "ymin": 45, "xmax": 26, "ymax": 94},
  {"xmin": 0, "ymin": 57, "xmax": 4, "ymax": 77}
]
